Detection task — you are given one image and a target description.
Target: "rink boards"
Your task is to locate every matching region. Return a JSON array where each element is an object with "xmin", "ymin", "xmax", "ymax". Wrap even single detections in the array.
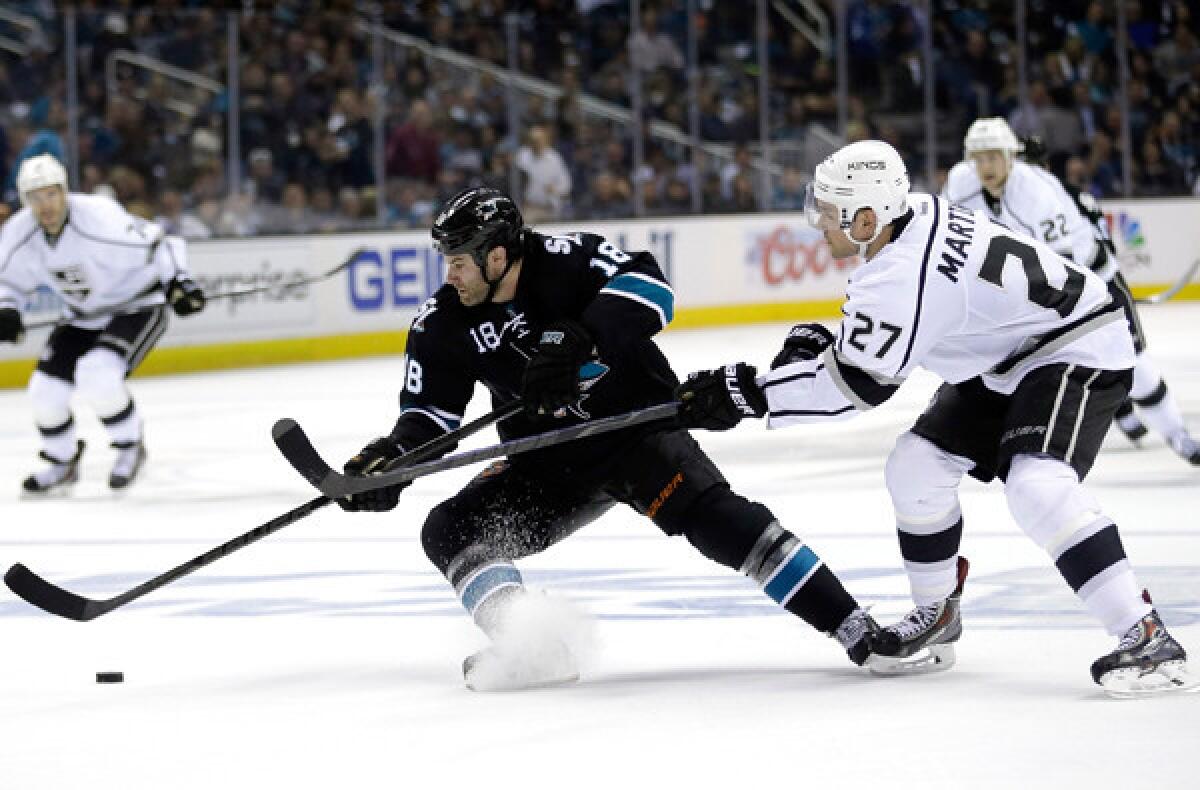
[{"xmin": 1, "ymin": 198, "xmax": 1196, "ymax": 388}]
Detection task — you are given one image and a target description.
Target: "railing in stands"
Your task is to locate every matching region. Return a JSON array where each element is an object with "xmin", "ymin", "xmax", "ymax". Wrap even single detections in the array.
[
  {"xmin": 0, "ymin": 7, "xmax": 42, "ymax": 57},
  {"xmin": 104, "ymin": 49, "xmax": 223, "ymax": 121}
]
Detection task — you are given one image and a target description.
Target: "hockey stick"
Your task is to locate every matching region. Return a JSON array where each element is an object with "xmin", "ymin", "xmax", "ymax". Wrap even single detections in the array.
[
  {"xmin": 272, "ymin": 401, "xmax": 680, "ymax": 499},
  {"xmin": 1135, "ymin": 259, "xmax": 1200, "ymax": 305},
  {"xmin": 3, "ymin": 399, "xmax": 521, "ymax": 622},
  {"xmin": 22, "ymin": 247, "xmax": 366, "ymax": 331}
]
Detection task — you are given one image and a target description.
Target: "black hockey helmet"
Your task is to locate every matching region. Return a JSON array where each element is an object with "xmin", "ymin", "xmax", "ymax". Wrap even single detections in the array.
[{"xmin": 431, "ymin": 187, "xmax": 525, "ymax": 270}]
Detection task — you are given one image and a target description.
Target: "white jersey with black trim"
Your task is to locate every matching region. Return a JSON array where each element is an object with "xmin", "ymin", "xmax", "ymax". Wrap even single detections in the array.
[
  {"xmin": 943, "ymin": 160, "xmax": 1103, "ymax": 274},
  {"xmin": 760, "ymin": 193, "xmax": 1135, "ymax": 427},
  {"xmin": 0, "ymin": 193, "xmax": 191, "ymax": 329}
]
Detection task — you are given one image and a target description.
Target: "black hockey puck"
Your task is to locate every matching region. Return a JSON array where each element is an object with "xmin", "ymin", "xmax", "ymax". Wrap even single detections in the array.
[{"xmin": 96, "ymin": 671, "xmax": 124, "ymax": 684}]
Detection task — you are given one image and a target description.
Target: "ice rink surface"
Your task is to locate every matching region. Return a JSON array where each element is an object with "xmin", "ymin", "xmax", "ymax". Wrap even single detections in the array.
[{"xmin": 1, "ymin": 305, "xmax": 1197, "ymax": 789}]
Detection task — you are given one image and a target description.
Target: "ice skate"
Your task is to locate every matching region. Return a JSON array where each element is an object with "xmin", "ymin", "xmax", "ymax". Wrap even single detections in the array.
[
  {"xmin": 1091, "ymin": 610, "xmax": 1199, "ymax": 698},
  {"xmin": 21, "ymin": 440, "xmax": 85, "ymax": 495},
  {"xmin": 109, "ymin": 440, "xmax": 146, "ymax": 489},
  {"xmin": 1113, "ymin": 411, "xmax": 1148, "ymax": 444},
  {"xmin": 834, "ymin": 608, "xmax": 880, "ymax": 667},
  {"xmin": 463, "ymin": 638, "xmax": 579, "ymax": 692},
  {"xmin": 869, "ymin": 556, "xmax": 969, "ymax": 676},
  {"xmin": 463, "ymin": 587, "xmax": 591, "ymax": 691},
  {"xmin": 1167, "ymin": 433, "xmax": 1200, "ymax": 467}
]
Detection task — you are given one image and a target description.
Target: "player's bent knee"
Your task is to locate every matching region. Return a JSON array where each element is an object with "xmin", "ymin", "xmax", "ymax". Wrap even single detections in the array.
[
  {"xmin": 28, "ymin": 371, "xmax": 73, "ymax": 426},
  {"xmin": 681, "ymin": 486, "xmax": 776, "ymax": 570},
  {"xmin": 885, "ymin": 432, "xmax": 968, "ymax": 516},
  {"xmin": 75, "ymin": 349, "xmax": 131, "ymax": 416},
  {"xmin": 1130, "ymin": 354, "xmax": 1163, "ymax": 401},
  {"xmin": 1004, "ymin": 455, "xmax": 1102, "ymax": 550},
  {"xmin": 420, "ymin": 504, "xmax": 467, "ymax": 574}
]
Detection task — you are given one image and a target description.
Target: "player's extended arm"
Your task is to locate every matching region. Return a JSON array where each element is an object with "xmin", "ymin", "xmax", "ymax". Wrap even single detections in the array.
[
  {"xmin": 760, "ymin": 344, "xmax": 902, "ymax": 427},
  {"xmin": 675, "ymin": 362, "xmax": 767, "ymax": 431}
]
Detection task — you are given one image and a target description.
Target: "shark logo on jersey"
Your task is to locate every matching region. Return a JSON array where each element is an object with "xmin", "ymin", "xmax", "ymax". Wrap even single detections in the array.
[{"xmin": 559, "ymin": 359, "xmax": 611, "ymax": 420}]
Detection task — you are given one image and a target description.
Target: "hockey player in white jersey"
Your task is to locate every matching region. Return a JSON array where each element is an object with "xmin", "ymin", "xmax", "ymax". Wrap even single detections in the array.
[
  {"xmin": 675, "ymin": 140, "xmax": 1195, "ymax": 697},
  {"xmin": 0, "ymin": 155, "xmax": 206, "ymax": 492},
  {"xmin": 947, "ymin": 119, "xmax": 1199, "ymax": 466}
]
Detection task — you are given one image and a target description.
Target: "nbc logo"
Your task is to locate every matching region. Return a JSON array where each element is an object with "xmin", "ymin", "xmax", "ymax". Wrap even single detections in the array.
[
  {"xmin": 1117, "ymin": 213, "xmax": 1145, "ymax": 250},
  {"xmin": 1106, "ymin": 211, "xmax": 1152, "ymax": 270}
]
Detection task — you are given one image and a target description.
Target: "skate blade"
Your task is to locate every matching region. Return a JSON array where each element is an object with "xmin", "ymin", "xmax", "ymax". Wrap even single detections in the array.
[
  {"xmin": 19, "ymin": 481, "xmax": 78, "ymax": 500},
  {"xmin": 466, "ymin": 671, "xmax": 579, "ymax": 692},
  {"xmin": 1100, "ymin": 660, "xmax": 1200, "ymax": 699},
  {"xmin": 868, "ymin": 644, "xmax": 957, "ymax": 677},
  {"xmin": 463, "ymin": 642, "xmax": 580, "ymax": 692},
  {"xmin": 465, "ymin": 665, "xmax": 579, "ymax": 692}
]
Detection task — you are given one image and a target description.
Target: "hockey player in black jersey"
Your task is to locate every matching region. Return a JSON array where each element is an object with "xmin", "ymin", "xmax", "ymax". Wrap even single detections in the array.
[{"xmin": 335, "ymin": 186, "xmax": 878, "ymax": 690}]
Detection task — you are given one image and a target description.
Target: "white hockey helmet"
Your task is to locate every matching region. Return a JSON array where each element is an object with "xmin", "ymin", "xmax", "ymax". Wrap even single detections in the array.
[
  {"xmin": 963, "ymin": 117, "xmax": 1022, "ymax": 160},
  {"xmin": 16, "ymin": 154, "xmax": 69, "ymax": 206},
  {"xmin": 805, "ymin": 140, "xmax": 910, "ymax": 255}
]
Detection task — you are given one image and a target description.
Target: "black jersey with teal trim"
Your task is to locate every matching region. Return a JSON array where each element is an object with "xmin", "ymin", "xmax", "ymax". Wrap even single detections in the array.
[{"xmin": 389, "ymin": 229, "xmax": 678, "ymax": 483}]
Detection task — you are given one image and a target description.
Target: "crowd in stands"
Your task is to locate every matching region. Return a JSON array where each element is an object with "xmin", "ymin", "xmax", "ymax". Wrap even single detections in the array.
[{"xmin": 0, "ymin": 0, "xmax": 1197, "ymax": 238}]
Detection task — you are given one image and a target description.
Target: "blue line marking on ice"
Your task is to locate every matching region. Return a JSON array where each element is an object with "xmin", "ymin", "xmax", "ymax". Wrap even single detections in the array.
[{"xmin": 4, "ymin": 566, "xmax": 1197, "ymax": 625}]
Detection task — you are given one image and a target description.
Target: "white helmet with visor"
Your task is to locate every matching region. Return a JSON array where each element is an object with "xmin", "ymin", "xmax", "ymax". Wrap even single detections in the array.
[{"xmin": 804, "ymin": 140, "xmax": 910, "ymax": 256}]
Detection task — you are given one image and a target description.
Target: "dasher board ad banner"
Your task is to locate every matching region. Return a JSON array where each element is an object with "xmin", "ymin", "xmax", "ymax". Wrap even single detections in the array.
[
  {"xmin": 1098, "ymin": 198, "xmax": 1199, "ymax": 285},
  {"xmin": 3, "ymin": 199, "xmax": 1195, "ymax": 364}
]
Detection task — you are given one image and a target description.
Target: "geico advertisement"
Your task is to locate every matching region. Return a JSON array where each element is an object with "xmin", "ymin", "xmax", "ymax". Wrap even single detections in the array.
[{"xmin": 345, "ymin": 245, "xmax": 444, "ymax": 312}]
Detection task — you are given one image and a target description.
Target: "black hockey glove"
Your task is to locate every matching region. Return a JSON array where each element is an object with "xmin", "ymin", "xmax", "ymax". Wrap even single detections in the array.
[
  {"xmin": 0, "ymin": 308, "xmax": 24, "ymax": 344},
  {"xmin": 674, "ymin": 363, "xmax": 768, "ymax": 431},
  {"xmin": 338, "ymin": 437, "xmax": 413, "ymax": 512},
  {"xmin": 167, "ymin": 277, "xmax": 206, "ymax": 316},
  {"xmin": 521, "ymin": 320, "xmax": 594, "ymax": 417},
  {"xmin": 770, "ymin": 322, "xmax": 836, "ymax": 370}
]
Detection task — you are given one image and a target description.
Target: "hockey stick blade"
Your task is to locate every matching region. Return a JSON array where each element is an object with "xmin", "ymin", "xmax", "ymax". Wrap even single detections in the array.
[
  {"xmin": 4, "ymin": 494, "xmax": 334, "ymax": 622},
  {"xmin": 271, "ymin": 418, "xmax": 335, "ymax": 490},
  {"xmin": 1135, "ymin": 259, "xmax": 1200, "ymax": 305},
  {"xmin": 271, "ymin": 399, "xmax": 524, "ymax": 495},
  {"xmin": 288, "ymin": 402, "xmax": 680, "ymax": 499},
  {"xmin": 5, "ymin": 563, "xmax": 98, "ymax": 621}
]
